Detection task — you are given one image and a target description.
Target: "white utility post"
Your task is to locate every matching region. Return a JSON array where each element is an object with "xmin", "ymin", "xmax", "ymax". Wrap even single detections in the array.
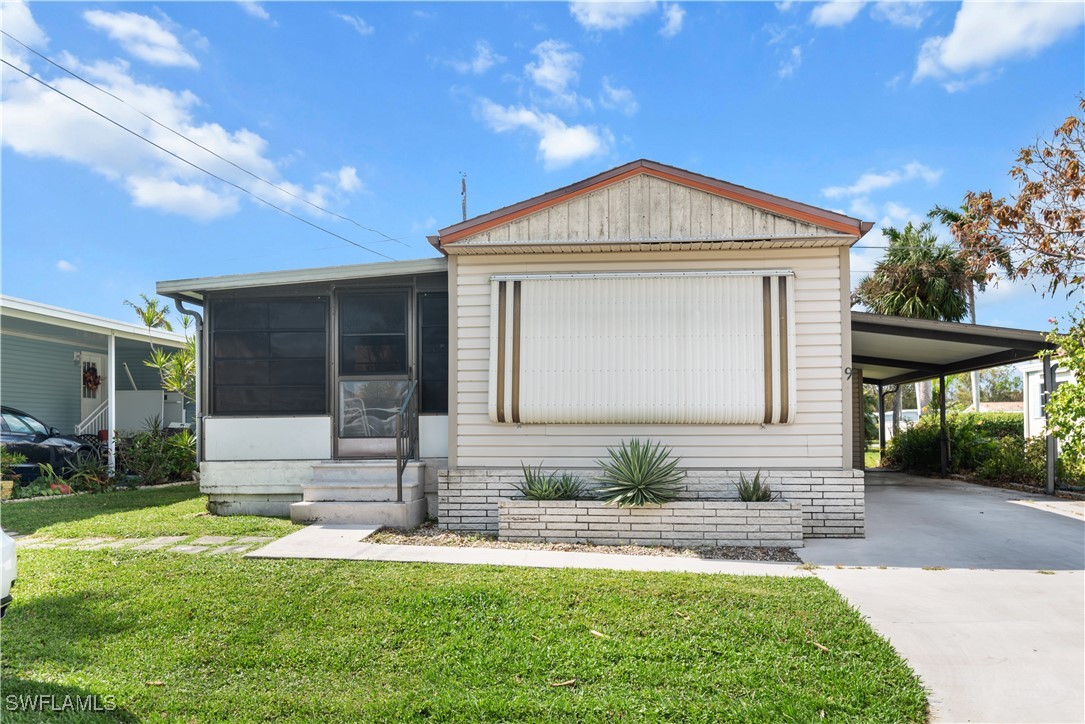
[
  {"xmin": 970, "ymin": 283, "xmax": 981, "ymax": 412},
  {"xmin": 107, "ymin": 332, "xmax": 117, "ymax": 473}
]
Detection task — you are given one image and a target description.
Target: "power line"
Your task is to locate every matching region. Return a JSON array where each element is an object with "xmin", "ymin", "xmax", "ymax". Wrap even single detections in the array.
[
  {"xmin": 1, "ymin": 30, "xmax": 406, "ymax": 248},
  {"xmin": 1, "ymin": 57, "xmax": 397, "ymax": 262}
]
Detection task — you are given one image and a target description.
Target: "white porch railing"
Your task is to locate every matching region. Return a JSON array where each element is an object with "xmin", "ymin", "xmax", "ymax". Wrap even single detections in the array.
[{"xmin": 75, "ymin": 399, "xmax": 109, "ymax": 435}]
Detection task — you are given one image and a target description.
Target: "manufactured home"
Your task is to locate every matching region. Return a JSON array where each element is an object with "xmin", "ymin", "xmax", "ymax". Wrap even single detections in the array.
[
  {"xmin": 0, "ymin": 296, "xmax": 189, "ymax": 446},
  {"xmin": 157, "ymin": 160, "xmax": 1059, "ymax": 541}
]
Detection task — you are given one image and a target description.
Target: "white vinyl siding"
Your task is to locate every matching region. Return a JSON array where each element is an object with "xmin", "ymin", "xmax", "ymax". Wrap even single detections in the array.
[
  {"xmin": 454, "ymin": 248, "xmax": 846, "ymax": 469},
  {"xmin": 487, "ymin": 273, "xmax": 795, "ymax": 425}
]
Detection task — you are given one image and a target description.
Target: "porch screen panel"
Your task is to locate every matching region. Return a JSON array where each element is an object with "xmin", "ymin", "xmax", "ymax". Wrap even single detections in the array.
[
  {"xmin": 212, "ymin": 298, "xmax": 327, "ymax": 415},
  {"xmin": 488, "ymin": 273, "xmax": 795, "ymax": 424}
]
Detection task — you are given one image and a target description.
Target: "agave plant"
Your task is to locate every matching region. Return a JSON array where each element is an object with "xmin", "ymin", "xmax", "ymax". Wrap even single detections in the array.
[
  {"xmin": 735, "ymin": 471, "xmax": 777, "ymax": 502},
  {"xmin": 515, "ymin": 463, "xmax": 588, "ymax": 501},
  {"xmin": 596, "ymin": 439, "xmax": 684, "ymax": 507}
]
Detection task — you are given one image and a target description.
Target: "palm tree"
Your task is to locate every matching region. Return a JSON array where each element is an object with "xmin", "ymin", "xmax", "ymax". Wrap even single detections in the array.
[
  {"xmin": 853, "ymin": 221, "xmax": 975, "ymax": 321},
  {"xmin": 125, "ymin": 293, "xmax": 174, "ymax": 332},
  {"xmin": 853, "ymin": 221, "xmax": 980, "ymax": 431}
]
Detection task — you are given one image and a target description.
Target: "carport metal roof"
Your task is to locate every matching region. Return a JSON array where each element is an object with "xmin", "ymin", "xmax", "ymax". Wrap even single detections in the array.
[{"xmin": 852, "ymin": 311, "xmax": 1056, "ymax": 387}]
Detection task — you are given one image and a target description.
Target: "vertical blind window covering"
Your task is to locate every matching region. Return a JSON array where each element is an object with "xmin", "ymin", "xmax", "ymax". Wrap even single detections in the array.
[{"xmin": 488, "ymin": 272, "xmax": 796, "ymax": 425}]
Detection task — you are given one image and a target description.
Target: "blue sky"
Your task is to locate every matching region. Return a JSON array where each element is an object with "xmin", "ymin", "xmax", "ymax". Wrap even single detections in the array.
[{"xmin": 2, "ymin": 1, "xmax": 1082, "ymax": 330}]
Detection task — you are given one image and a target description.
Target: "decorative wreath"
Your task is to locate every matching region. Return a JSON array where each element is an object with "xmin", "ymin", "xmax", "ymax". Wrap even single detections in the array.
[{"xmin": 83, "ymin": 365, "xmax": 102, "ymax": 392}]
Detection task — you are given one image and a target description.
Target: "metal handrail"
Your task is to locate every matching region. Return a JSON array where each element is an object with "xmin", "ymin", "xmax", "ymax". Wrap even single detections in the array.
[{"xmin": 394, "ymin": 380, "xmax": 419, "ymax": 503}]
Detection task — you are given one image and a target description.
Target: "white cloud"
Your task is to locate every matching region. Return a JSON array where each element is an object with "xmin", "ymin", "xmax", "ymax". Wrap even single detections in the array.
[
  {"xmin": 659, "ymin": 3, "xmax": 685, "ymax": 38},
  {"xmin": 334, "ymin": 13, "xmax": 375, "ymax": 36},
  {"xmin": 822, "ymin": 161, "xmax": 942, "ymax": 199},
  {"xmin": 778, "ymin": 46, "xmax": 802, "ymax": 78},
  {"xmin": 336, "ymin": 166, "xmax": 363, "ymax": 193},
  {"xmin": 914, "ymin": 2, "xmax": 1084, "ymax": 88},
  {"xmin": 871, "ymin": 1, "xmax": 929, "ymax": 29},
  {"xmin": 809, "ymin": 1, "xmax": 865, "ymax": 27},
  {"xmin": 569, "ymin": 1, "xmax": 658, "ymax": 31},
  {"xmin": 525, "ymin": 40, "xmax": 583, "ymax": 107},
  {"xmin": 83, "ymin": 10, "xmax": 199, "ymax": 69},
  {"xmin": 127, "ymin": 177, "xmax": 240, "ymax": 222},
  {"xmin": 448, "ymin": 41, "xmax": 505, "ymax": 75},
  {"xmin": 2, "ymin": 21, "xmax": 362, "ymax": 224},
  {"xmin": 476, "ymin": 98, "xmax": 611, "ymax": 169},
  {"xmin": 775, "ymin": 2, "xmax": 796, "ymax": 12},
  {"xmin": 237, "ymin": 1, "xmax": 272, "ymax": 23},
  {"xmin": 599, "ymin": 77, "xmax": 638, "ymax": 115},
  {"xmin": 0, "ymin": 1, "xmax": 49, "ymax": 71},
  {"xmin": 56, "ymin": 259, "xmax": 77, "ymax": 273}
]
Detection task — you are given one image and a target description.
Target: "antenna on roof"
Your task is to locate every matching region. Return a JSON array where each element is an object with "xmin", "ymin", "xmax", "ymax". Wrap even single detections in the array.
[{"xmin": 460, "ymin": 172, "xmax": 467, "ymax": 221}]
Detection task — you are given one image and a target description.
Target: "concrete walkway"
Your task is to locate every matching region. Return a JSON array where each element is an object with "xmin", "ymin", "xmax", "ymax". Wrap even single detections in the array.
[
  {"xmin": 245, "ymin": 523, "xmax": 807, "ymax": 576},
  {"xmin": 804, "ymin": 472, "xmax": 1085, "ymax": 724},
  {"xmin": 16, "ymin": 534, "xmax": 275, "ymax": 555}
]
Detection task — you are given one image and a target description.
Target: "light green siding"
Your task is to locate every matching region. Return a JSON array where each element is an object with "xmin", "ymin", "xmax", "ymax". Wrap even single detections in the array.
[
  {"xmin": 0, "ymin": 333, "xmax": 101, "ymax": 433},
  {"xmin": 114, "ymin": 339, "xmax": 167, "ymax": 392}
]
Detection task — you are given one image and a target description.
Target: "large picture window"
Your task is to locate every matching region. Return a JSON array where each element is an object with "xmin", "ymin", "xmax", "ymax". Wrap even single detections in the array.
[
  {"xmin": 488, "ymin": 272, "xmax": 796, "ymax": 425},
  {"xmin": 212, "ymin": 298, "xmax": 327, "ymax": 415}
]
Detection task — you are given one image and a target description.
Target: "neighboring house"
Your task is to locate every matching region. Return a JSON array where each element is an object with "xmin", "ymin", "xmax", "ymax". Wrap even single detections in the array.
[
  {"xmin": 0, "ymin": 296, "xmax": 189, "ymax": 444},
  {"xmin": 158, "ymin": 160, "xmax": 874, "ymax": 538},
  {"xmin": 1020, "ymin": 359, "xmax": 1076, "ymax": 438},
  {"xmin": 962, "ymin": 401, "xmax": 1024, "ymax": 413}
]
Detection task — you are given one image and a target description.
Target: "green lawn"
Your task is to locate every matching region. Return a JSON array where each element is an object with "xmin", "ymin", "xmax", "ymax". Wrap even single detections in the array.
[
  {"xmin": 0, "ymin": 483, "xmax": 927, "ymax": 722},
  {"xmin": 3, "ymin": 550, "xmax": 926, "ymax": 722},
  {"xmin": 864, "ymin": 449, "xmax": 882, "ymax": 469},
  {"xmin": 0, "ymin": 484, "xmax": 300, "ymax": 539}
]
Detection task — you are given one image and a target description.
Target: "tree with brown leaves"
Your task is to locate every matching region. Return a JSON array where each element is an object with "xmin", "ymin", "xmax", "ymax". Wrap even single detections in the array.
[{"xmin": 947, "ymin": 99, "xmax": 1084, "ymax": 297}]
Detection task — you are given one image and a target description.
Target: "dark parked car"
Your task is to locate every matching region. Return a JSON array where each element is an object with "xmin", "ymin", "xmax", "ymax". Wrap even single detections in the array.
[{"xmin": 0, "ymin": 407, "xmax": 100, "ymax": 481}]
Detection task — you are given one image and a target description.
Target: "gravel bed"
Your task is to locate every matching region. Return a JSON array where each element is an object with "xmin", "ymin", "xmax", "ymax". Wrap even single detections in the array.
[{"xmin": 370, "ymin": 521, "xmax": 801, "ymax": 562}]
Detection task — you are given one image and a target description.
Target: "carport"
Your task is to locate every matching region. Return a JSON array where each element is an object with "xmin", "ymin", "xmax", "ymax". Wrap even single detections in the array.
[{"xmin": 851, "ymin": 312, "xmax": 1060, "ymax": 492}]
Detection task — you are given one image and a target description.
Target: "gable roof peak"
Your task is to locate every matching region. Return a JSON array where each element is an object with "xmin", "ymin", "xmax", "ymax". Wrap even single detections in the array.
[{"xmin": 435, "ymin": 159, "xmax": 872, "ymax": 249}]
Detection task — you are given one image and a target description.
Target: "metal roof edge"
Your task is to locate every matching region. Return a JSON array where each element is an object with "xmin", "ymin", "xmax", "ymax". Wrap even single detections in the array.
[
  {"xmin": 851, "ymin": 311, "xmax": 1054, "ymax": 345},
  {"xmin": 156, "ymin": 257, "xmax": 448, "ymax": 299},
  {"xmin": 1, "ymin": 295, "xmax": 187, "ymax": 345}
]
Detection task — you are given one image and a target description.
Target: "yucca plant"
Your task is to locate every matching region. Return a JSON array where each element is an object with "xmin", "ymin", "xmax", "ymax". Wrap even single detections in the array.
[
  {"xmin": 735, "ymin": 471, "xmax": 777, "ymax": 502},
  {"xmin": 596, "ymin": 439, "xmax": 684, "ymax": 507},
  {"xmin": 515, "ymin": 463, "xmax": 588, "ymax": 500}
]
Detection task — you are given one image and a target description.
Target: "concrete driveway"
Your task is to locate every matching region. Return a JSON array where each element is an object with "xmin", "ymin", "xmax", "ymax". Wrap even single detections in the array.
[{"xmin": 802, "ymin": 472, "xmax": 1085, "ymax": 724}]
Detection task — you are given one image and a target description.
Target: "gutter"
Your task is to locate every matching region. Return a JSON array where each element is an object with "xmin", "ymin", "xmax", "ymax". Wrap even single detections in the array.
[{"xmin": 172, "ymin": 298, "xmax": 205, "ymax": 465}]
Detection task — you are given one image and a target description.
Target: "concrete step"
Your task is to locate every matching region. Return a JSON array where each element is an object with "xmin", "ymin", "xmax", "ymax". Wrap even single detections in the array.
[
  {"xmin": 301, "ymin": 480, "xmax": 424, "ymax": 503},
  {"xmin": 311, "ymin": 460, "xmax": 424, "ymax": 486},
  {"xmin": 290, "ymin": 500, "xmax": 427, "ymax": 528}
]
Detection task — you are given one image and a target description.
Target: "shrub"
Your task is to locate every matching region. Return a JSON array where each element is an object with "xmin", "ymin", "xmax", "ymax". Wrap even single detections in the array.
[
  {"xmin": 66, "ymin": 451, "xmax": 114, "ymax": 494},
  {"xmin": 596, "ymin": 439, "xmax": 684, "ymax": 507},
  {"xmin": 116, "ymin": 417, "xmax": 197, "ymax": 485},
  {"xmin": 885, "ymin": 412, "xmax": 1025, "ymax": 474},
  {"xmin": 735, "ymin": 471, "xmax": 777, "ymax": 502},
  {"xmin": 1, "ymin": 447, "xmax": 28, "ymax": 480},
  {"xmin": 515, "ymin": 463, "xmax": 588, "ymax": 501}
]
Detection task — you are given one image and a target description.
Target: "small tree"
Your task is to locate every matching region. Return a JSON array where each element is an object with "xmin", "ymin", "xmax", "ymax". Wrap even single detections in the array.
[
  {"xmin": 1044, "ymin": 311, "xmax": 1085, "ymax": 459},
  {"xmin": 950, "ymin": 98, "xmax": 1084, "ymax": 296},
  {"xmin": 124, "ymin": 293, "xmax": 174, "ymax": 331}
]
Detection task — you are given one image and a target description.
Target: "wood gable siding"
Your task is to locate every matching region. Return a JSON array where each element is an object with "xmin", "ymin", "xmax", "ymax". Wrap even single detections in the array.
[
  {"xmin": 453, "ymin": 174, "xmax": 840, "ymax": 246},
  {"xmin": 451, "ymin": 247, "xmax": 847, "ymax": 470}
]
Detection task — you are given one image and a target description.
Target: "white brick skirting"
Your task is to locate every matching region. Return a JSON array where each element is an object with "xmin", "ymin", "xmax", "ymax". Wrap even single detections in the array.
[
  {"xmin": 499, "ymin": 499, "xmax": 803, "ymax": 548},
  {"xmin": 439, "ymin": 469, "xmax": 864, "ymax": 539}
]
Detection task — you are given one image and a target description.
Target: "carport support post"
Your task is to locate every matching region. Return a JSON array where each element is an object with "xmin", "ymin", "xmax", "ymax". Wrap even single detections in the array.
[
  {"xmin": 1043, "ymin": 355, "xmax": 1056, "ymax": 495},
  {"xmin": 877, "ymin": 384, "xmax": 886, "ymax": 458},
  {"xmin": 939, "ymin": 373, "xmax": 949, "ymax": 477}
]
